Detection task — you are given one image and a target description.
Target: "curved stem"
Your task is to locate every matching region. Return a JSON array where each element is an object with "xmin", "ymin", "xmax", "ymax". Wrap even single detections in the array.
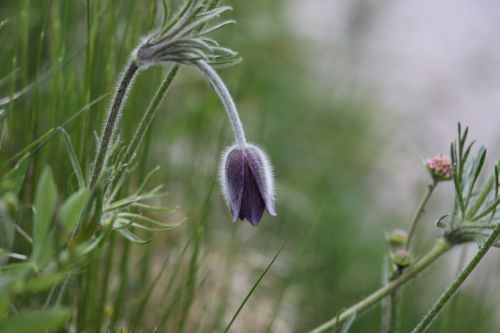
[
  {"xmin": 406, "ymin": 181, "xmax": 437, "ymax": 249},
  {"xmin": 193, "ymin": 60, "xmax": 246, "ymax": 148},
  {"xmin": 411, "ymin": 223, "xmax": 500, "ymax": 333},
  {"xmin": 89, "ymin": 61, "xmax": 139, "ymax": 187},
  {"xmin": 108, "ymin": 0, "xmax": 222, "ymax": 192},
  {"xmin": 308, "ymin": 238, "xmax": 451, "ymax": 333},
  {"xmin": 108, "ymin": 64, "xmax": 180, "ymax": 192}
]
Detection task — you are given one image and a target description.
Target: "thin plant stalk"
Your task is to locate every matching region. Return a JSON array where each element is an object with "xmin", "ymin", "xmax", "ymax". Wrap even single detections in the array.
[
  {"xmin": 381, "ymin": 288, "xmax": 400, "ymax": 333},
  {"xmin": 193, "ymin": 60, "xmax": 246, "ymax": 148},
  {"xmin": 383, "ymin": 180, "xmax": 438, "ymax": 332},
  {"xmin": 108, "ymin": 64, "xmax": 179, "ymax": 191},
  {"xmin": 94, "ymin": 233, "xmax": 116, "ymax": 331},
  {"xmin": 308, "ymin": 238, "xmax": 451, "ymax": 333},
  {"xmin": 406, "ymin": 180, "xmax": 437, "ymax": 249},
  {"xmin": 108, "ymin": 0, "xmax": 222, "ymax": 191},
  {"xmin": 411, "ymin": 223, "xmax": 500, "ymax": 333},
  {"xmin": 89, "ymin": 61, "xmax": 138, "ymax": 187},
  {"xmin": 224, "ymin": 242, "xmax": 286, "ymax": 333}
]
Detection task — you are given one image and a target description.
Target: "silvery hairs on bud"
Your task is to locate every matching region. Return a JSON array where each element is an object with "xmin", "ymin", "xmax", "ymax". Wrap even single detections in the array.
[{"xmin": 220, "ymin": 144, "xmax": 276, "ymax": 226}]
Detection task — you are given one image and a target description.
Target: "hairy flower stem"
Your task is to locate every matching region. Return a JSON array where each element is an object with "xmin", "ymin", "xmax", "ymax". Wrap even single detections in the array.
[
  {"xmin": 308, "ymin": 238, "xmax": 451, "ymax": 333},
  {"xmin": 411, "ymin": 223, "xmax": 500, "ymax": 333},
  {"xmin": 406, "ymin": 181, "xmax": 437, "ymax": 249},
  {"xmin": 108, "ymin": 0, "xmax": 222, "ymax": 192},
  {"xmin": 89, "ymin": 61, "xmax": 138, "ymax": 187},
  {"xmin": 108, "ymin": 65, "xmax": 180, "ymax": 192},
  {"xmin": 193, "ymin": 60, "xmax": 246, "ymax": 148}
]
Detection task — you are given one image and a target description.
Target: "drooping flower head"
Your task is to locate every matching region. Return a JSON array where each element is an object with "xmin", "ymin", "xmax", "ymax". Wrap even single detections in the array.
[
  {"xmin": 426, "ymin": 154, "xmax": 452, "ymax": 181},
  {"xmin": 220, "ymin": 144, "xmax": 276, "ymax": 226},
  {"xmin": 131, "ymin": 0, "xmax": 276, "ymax": 226}
]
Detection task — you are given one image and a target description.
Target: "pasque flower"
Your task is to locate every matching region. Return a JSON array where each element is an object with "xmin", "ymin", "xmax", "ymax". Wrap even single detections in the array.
[
  {"xmin": 195, "ymin": 61, "xmax": 276, "ymax": 225},
  {"xmin": 133, "ymin": 0, "xmax": 277, "ymax": 225},
  {"xmin": 221, "ymin": 144, "xmax": 276, "ymax": 226}
]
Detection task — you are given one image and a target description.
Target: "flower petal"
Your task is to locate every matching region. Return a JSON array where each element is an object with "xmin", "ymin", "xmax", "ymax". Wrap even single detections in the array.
[
  {"xmin": 224, "ymin": 148, "xmax": 245, "ymax": 221},
  {"xmin": 239, "ymin": 161, "xmax": 266, "ymax": 225},
  {"xmin": 245, "ymin": 146, "xmax": 276, "ymax": 216}
]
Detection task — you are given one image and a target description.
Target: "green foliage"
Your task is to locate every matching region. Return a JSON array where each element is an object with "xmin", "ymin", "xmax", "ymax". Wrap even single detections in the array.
[
  {"xmin": 0, "ymin": 308, "xmax": 69, "ymax": 333},
  {"xmin": 59, "ymin": 188, "xmax": 89, "ymax": 233},
  {"xmin": 436, "ymin": 124, "xmax": 500, "ymax": 246},
  {"xmin": 31, "ymin": 167, "xmax": 57, "ymax": 264},
  {"xmin": 0, "ymin": 155, "xmax": 29, "ymax": 197},
  {"xmin": 0, "ymin": 155, "xmax": 29, "ymax": 256}
]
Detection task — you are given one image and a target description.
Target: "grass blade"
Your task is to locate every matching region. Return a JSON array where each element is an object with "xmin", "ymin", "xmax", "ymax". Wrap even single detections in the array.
[
  {"xmin": 60, "ymin": 129, "xmax": 85, "ymax": 189},
  {"xmin": 223, "ymin": 242, "xmax": 286, "ymax": 333}
]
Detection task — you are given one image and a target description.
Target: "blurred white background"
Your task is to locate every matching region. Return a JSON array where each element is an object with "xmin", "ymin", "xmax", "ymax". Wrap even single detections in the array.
[{"xmin": 287, "ymin": 0, "xmax": 500, "ymax": 210}]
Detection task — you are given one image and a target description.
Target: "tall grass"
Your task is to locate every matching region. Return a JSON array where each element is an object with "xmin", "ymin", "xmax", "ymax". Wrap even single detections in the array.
[{"xmin": 0, "ymin": 1, "xmax": 297, "ymax": 331}]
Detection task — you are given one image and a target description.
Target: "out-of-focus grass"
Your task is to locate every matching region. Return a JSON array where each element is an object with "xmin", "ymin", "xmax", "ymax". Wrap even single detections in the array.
[{"xmin": 0, "ymin": 0, "xmax": 497, "ymax": 332}]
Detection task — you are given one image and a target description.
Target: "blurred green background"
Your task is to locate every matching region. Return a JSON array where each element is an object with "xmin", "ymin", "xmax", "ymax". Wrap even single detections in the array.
[{"xmin": 1, "ymin": 0, "xmax": 499, "ymax": 332}]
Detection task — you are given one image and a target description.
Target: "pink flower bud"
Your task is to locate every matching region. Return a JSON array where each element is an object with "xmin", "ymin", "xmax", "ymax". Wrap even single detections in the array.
[
  {"xmin": 391, "ymin": 249, "xmax": 413, "ymax": 268},
  {"xmin": 426, "ymin": 154, "xmax": 452, "ymax": 181},
  {"xmin": 220, "ymin": 144, "xmax": 276, "ymax": 226}
]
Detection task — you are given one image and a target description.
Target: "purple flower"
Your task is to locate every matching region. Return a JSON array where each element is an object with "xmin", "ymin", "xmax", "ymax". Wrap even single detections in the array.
[{"xmin": 220, "ymin": 144, "xmax": 276, "ymax": 226}]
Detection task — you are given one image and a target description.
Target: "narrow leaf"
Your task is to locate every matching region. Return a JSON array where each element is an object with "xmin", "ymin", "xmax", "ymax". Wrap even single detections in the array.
[
  {"xmin": 59, "ymin": 188, "xmax": 89, "ymax": 233},
  {"xmin": 0, "ymin": 155, "xmax": 30, "ymax": 196},
  {"xmin": 31, "ymin": 167, "xmax": 57, "ymax": 263},
  {"xmin": 224, "ymin": 242, "xmax": 286, "ymax": 333},
  {"xmin": 117, "ymin": 228, "xmax": 152, "ymax": 244},
  {"xmin": 60, "ymin": 129, "xmax": 85, "ymax": 188},
  {"xmin": 451, "ymin": 142, "xmax": 465, "ymax": 215}
]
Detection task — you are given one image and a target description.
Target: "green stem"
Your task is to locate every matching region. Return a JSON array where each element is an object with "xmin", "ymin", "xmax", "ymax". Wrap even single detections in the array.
[
  {"xmin": 110, "ymin": 239, "xmax": 131, "ymax": 327},
  {"xmin": 94, "ymin": 233, "xmax": 115, "ymax": 331},
  {"xmin": 411, "ymin": 223, "xmax": 500, "ymax": 333},
  {"xmin": 107, "ymin": 0, "xmax": 221, "ymax": 193},
  {"xmin": 89, "ymin": 61, "xmax": 138, "ymax": 187},
  {"xmin": 382, "ymin": 274, "xmax": 400, "ymax": 333},
  {"xmin": 108, "ymin": 64, "xmax": 179, "ymax": 192},
  {"xmin": 382, "ymin": 180, "xmax": 437, "ymax": 332},
  {"xmin": 406, "ymin": 181, "xmax": 437, "ymax": 249},
  {"xmin": 308, "ymin": 238, "xmax": 451, "ymax": 333}
]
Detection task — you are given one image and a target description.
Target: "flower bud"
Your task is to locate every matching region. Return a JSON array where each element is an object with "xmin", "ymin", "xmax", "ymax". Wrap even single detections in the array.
[
  {"xmin": 220, "ymin": 144, "xmax": 276, "ymax": 226},
  {"xmin": 426, "ymin": 154, "xmax": 452, "ymax": 181},
  {"xmin": 387, "ymin": 229, "xmax": 408, "ymax": 248},
  {"xmin": 391, "ymin": 249, "xmax": 413, "ymax": 268}
]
